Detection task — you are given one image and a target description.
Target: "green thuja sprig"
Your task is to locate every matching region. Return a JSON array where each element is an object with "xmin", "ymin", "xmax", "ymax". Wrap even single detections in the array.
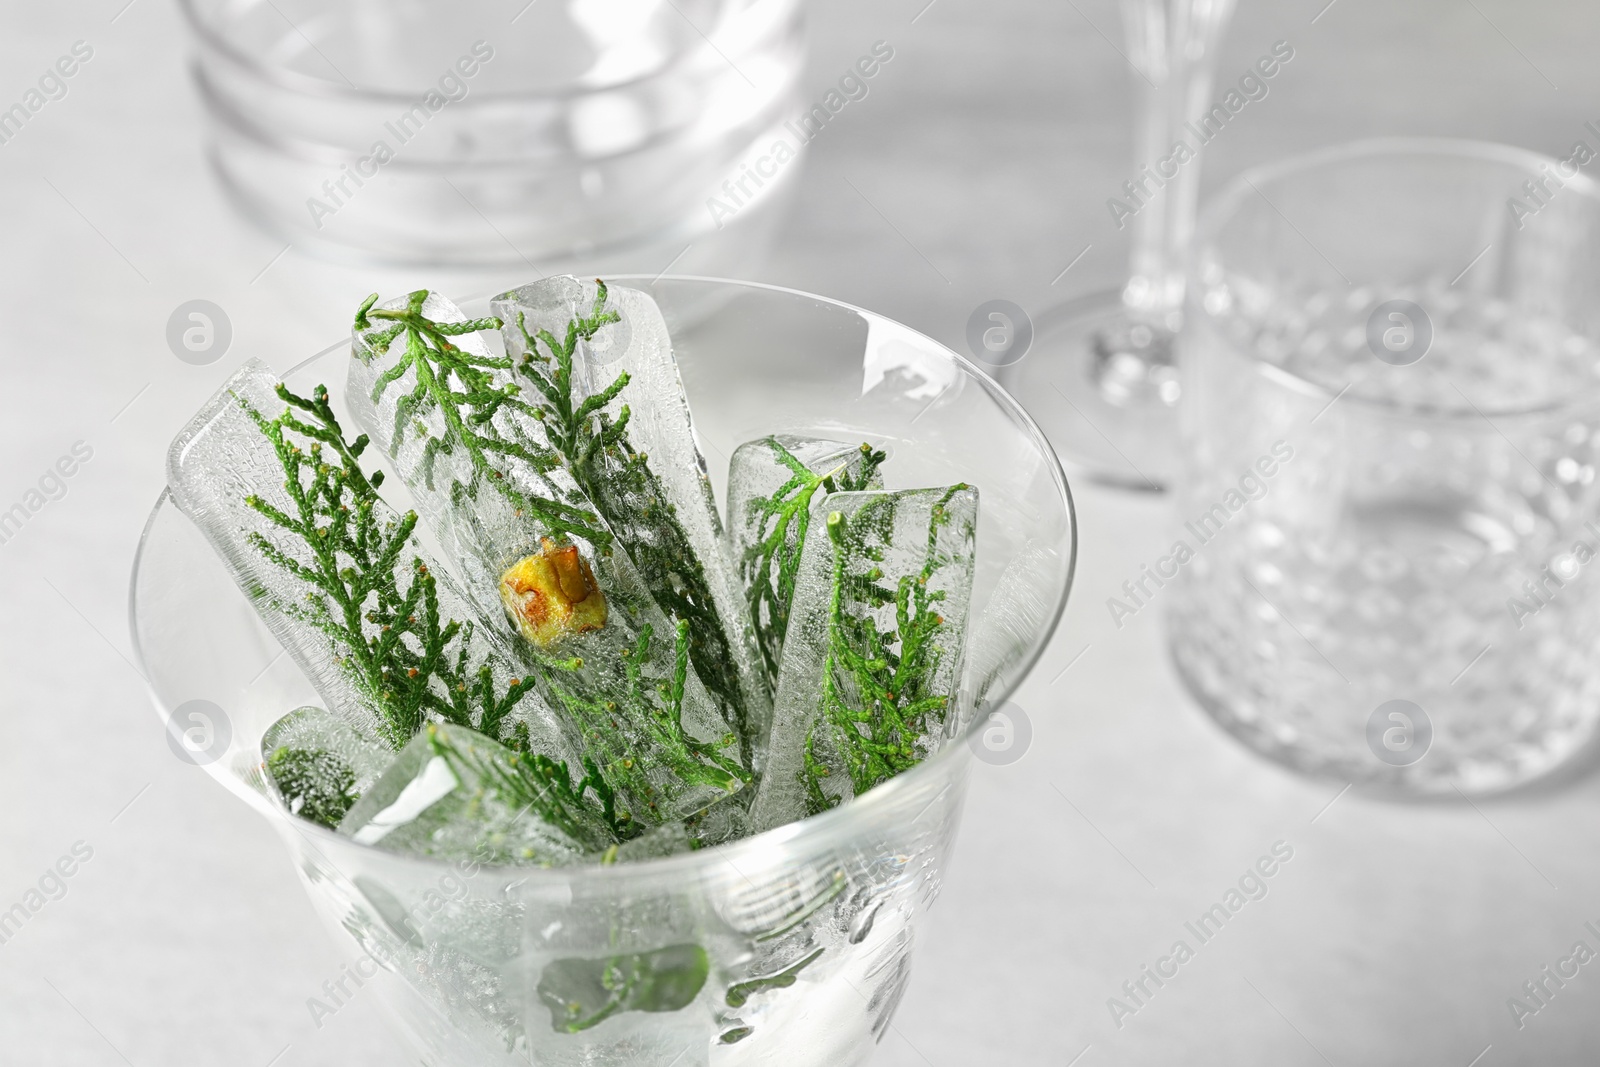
[
  {"xmin": 265, "ymin": 746, "xmax": 358, "ymax": 829},
  {"xmin": 241, "ymin": 382, "xmax": 538, "ymax": 751},
  {"xmin": 508, "ymin": 281, "xmax": 628, "ymax": 471},
  {"xmin": 424, "ymin": 723, "xmax": 618, "ymax": 850},
  {"xmin": 512, "ymin": 283, "xmax": 760, "ymax": 763},
  {"xmin": 535, "ymin": 619, "xmax": 749, "ymax": 833},
  {"xmin": 352, "ymin": 288, "xmax": 751, "ymax": 827},
  {"xmin": 354, "ymin": 290, "xmax": 611, "ymax": 548},
  {"xmin": 742, "ymin": 440, "xmax": 886, "ymax": 684},
  {"xmin": 801, "ymin": 485, "xmax": 966, "ymax": 815}
]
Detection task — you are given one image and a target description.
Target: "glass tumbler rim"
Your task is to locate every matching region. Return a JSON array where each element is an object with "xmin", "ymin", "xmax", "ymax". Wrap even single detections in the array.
[
  {"xmin": 1196, "ymin": 135, "xmax": 1600, "ymax": 425},
  {"xmin": 176, "ymin": 0, "xmax": 800, "ymax": 108},
  {"xmin": 128, "ymin": 273, "xmax": 1078, "ymax": 886}
]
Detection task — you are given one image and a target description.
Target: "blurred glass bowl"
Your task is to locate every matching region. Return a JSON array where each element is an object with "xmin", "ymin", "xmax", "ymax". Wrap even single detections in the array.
[{"xmin": 179, "ymin": 0, "xmax": 806, "ymax": 269}]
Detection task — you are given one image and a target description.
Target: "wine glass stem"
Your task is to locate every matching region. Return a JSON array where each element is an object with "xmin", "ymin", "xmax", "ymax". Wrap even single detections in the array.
[{"xmin": 1118, "ymin": 0, "xmax": 1236, "ymax": 330}]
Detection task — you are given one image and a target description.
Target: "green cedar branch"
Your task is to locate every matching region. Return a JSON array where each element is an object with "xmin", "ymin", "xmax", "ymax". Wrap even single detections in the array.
[
  {"xmin": 512, "ymin": 283, "xmax": 761, "ymax": 764},
  {"xmin": 741, "ymin": 440, "xmax": 885, "ymax": 683},
  {"xmin": 802, "ymin": 485, "xmax": 966, "ymax": 814},
  {"xmin": 424, "ymin": 722, "xmax": 618, "ymax": 852},
  {"xmin": 355, "ymin": 289, "xmax": 610, "ymax": 548},
  {"xmin": 534, "ymin": 619, "xmax": 749, "ymax": 834},
  {"xmin": 241, "ymin": 382, "xmax": 538, "ymax": 752}
]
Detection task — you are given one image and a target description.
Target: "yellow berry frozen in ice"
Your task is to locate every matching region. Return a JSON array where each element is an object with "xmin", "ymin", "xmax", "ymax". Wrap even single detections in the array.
[{"xmin": 499, "ymin": 538, "xmax": 608, "ymax": 647}]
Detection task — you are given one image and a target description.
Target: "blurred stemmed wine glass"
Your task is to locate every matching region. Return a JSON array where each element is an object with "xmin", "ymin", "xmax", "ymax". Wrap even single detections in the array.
[{"xmin": 1002, "ymin": 0, "xmax": 1235, "ymax": 491}]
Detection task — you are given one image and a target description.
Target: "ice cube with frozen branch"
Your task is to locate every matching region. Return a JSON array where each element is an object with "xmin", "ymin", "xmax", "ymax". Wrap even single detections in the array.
[
  {"xmin": 347, "ymin": 290, "xmax": 748, "ymax": 826},
  {"xmin": 749, "ymin": 485, "xmax": 978, "ymax": 832}
]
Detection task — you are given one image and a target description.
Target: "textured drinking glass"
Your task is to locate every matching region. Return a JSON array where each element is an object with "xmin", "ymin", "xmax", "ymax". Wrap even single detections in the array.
[
  {"xmin": 131, "ymin": 278, "xmax": 1076, "ymax": 1065},
  {"xmin": 179, "ymin": 0, "xmax": 805, "ymax": 268},
  {"xmin": 1168, "ymin": 139, "xmax": 1600, "ymax": 797}
]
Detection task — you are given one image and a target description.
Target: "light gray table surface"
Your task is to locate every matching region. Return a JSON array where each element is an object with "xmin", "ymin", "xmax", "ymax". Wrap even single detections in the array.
[{"xmin": 3, "ymin": 0, "xmax": 1600, "ymax": 1064}]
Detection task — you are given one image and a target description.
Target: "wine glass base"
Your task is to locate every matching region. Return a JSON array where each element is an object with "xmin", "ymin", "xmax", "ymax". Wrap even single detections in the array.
[{"xmin": 997, "ymin": 288, "xmax": 1181, "ymax": 492}]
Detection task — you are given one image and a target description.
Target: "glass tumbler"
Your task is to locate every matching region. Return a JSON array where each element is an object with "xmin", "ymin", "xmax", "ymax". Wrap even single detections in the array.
[
  {"xmin": 131, "ymin": 277, "xmax": 1076, "ymax": 1065},
  {"xmin": 179, "ymin": 0, "xmax": 805, "ymax": 268},
  {"xmin": 1168, "ymin": 139, "xmax": 1600, "ymax": 797}
]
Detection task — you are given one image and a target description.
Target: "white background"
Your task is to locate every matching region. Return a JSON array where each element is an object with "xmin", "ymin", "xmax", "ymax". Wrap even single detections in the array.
[{"xmin": 2, "ymin": 0, "xmax": 1599, "ymax": 1064}]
